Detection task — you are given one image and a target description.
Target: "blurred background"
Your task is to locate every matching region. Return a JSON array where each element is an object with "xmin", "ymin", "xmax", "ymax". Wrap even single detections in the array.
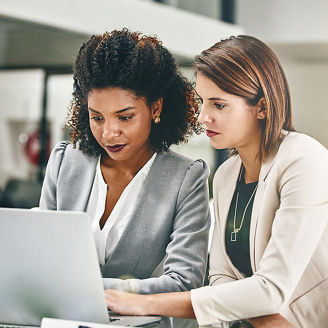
[{"xmin": 0, "ymin": 0, "xmax": 327, "ymax": 208}]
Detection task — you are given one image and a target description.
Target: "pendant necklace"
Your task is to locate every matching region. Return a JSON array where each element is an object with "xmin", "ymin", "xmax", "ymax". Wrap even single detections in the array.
[{"xmin": 231, "ymin": 167, "xmax": 258, "ymax": 242}]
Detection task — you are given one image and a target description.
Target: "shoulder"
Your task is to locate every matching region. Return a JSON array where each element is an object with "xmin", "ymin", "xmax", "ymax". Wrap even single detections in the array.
[
  {"xmin": 156, "ymin": 149, "xmax": 210, "ymax": 177},
  {"xmin": 158, "ymin": 151, "xmax": 210, "ymax": 214},
  {"xmin": 48, "ymin": 141, "xmax": 69, "ymax": 161},
  {"xmin": 270, "ymin": 132, "xmax": 328, "ymax": 199},
  {"xmin": 148, "ymin": 150, "xmax": 210, "ymax": 199},
  {"xmin": 275, "ymin": 131, "xmax": 328, "ymax": 166},
  {"xmin": 46, "ymin": 142, "xmax": 98, "ymax": 182},
  {"xmin": 49, "ymin": 141, "xmax": 96, "ymax": 166},
  {"xmin": 280, "ymin": 131, "xmax": 327, "ymax": 153}
]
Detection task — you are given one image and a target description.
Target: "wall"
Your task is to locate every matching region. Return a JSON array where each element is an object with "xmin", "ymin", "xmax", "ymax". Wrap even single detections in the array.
[
  {"xmin": 236, "ymin": 0, "xmax": 328, "ymax": 147},
  {"xmin": 0, "ymin": 0, "xmax": 243, "ymax": 60},
  {"xmin": 236, "ymin": 0, "xmax": 328, "ymax": 43},
  {"xmin": 284, "ymin": 62, "xmax": 328, "ymax": 146}
]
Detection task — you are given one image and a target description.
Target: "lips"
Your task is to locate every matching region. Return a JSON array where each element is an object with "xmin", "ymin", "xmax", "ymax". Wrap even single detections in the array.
[
  {"xmin": 206, "ymin": 129, "xmax": 219, "ymax": 137},
  {"xmin": 106, "ymin": 144, "xmax": 127, "ymax": 153}
]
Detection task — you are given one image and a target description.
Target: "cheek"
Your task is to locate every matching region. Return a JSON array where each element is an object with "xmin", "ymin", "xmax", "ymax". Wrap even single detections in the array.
[
  {"xmin": 131, "ymin": 117, "xmax": 152, "ymax": 137},
  {"xmin": 135, "ymin": 124, "xmax": 152, "ymax": 142},
  {"xmin": 89, "ymin": 121, "xmax": 101, "ymax": 138}
]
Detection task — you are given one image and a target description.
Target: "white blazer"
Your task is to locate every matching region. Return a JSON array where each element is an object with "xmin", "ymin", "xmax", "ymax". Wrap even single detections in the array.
[{"xmin": 191, "ymin": 131, "xmax": 328, "ymax": 328}]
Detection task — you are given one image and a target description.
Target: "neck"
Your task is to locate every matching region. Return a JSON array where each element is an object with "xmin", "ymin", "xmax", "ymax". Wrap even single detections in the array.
[
  {"xmin": 101, "ymin": 147, "xmax": 155, "ymax": 176},
  {"xmin": 237, "ymin": 143, "xmax": 262, "ymax": 184}
]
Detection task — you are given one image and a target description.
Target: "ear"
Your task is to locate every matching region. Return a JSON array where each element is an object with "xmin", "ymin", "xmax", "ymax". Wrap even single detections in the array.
[
  {"xmin": 257, "ymin": 97, "xmax": 267, "ymax": 120},
  {"xmin": 151, "ymin": 97, "xmax": 163, "ymax": 119}
]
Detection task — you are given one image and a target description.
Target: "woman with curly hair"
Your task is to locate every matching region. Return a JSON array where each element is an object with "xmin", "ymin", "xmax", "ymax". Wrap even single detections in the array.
[{"xmin": 39, "ymin": 29, "xmax": 211, "ymax": 294}]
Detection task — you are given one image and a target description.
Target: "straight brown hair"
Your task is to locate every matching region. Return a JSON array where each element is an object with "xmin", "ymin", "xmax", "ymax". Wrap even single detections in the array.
[{"xmin": 195, "ymin": 35, "xmax": 295, "ymax": 161}]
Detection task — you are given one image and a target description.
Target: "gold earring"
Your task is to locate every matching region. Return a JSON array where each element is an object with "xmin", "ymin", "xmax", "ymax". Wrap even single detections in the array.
[{"xmin": 153, "ymin": 116, "xmax": 160, "ymax": 124}]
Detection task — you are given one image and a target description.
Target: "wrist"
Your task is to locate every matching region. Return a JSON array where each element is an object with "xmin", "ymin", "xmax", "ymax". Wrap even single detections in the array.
[{"xmin": 143, "ymin": 294, "xmax": 156, "ymax": 316}]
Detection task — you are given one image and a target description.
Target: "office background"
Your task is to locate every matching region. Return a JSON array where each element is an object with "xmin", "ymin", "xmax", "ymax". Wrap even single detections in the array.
[{"xmin": 0, "ymin": 0, "xmax": 327, "ymax": 208}]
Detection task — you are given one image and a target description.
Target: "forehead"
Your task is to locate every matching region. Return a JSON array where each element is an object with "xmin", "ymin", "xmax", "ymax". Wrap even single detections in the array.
[
  {"xmin": 195, "ymin": 74, "xmax": 227, "ymax": 98},
  {"xmin": 195, "ymin": 73, "xmax": 253, "ymax": 108},
  {"xmin": 87, "ymin": 87, "xmax": 150, "ymax": 113},
  {"xmin": 88, "ymin": 87, "xmax": 138, "ymax": 102}
]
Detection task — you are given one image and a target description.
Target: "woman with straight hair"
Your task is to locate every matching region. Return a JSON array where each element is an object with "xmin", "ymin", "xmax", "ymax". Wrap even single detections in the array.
[{"xmin": 105, "ymin": 35, "xmax": 328, "ymax": 328}]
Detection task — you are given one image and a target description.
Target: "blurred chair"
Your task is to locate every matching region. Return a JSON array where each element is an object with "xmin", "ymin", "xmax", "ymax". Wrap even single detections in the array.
[{"xmin": 0, "ymin": 178, "xmax": 42, "ymax": 209}]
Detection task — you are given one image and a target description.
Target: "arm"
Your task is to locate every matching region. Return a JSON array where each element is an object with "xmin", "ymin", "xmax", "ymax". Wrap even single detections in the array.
[
  {"xmin": 247, "ymin": 314, "xmax": 293, "ymax": 328},
  {"xmin": 105, "ymin": 290, "xmax": 293, "ymax": 327},
  {"xmin": 105, "ymin": 289, "xmax": 195, "ymax": 319},
  {"xmin": 190, "ymin": 141, "xmax": 328, "ymax": 326},
  {"xmin": 39, "ymin": 141, "xmax": 69, "ymax": 210},
  {"xmin": 103, "ymin": 160, "xmax": 211, "ymax": 294}
]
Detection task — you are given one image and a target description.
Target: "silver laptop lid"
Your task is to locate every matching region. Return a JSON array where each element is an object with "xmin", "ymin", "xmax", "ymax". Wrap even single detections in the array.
[{"xmin": 0, "ymin": 208, "xmax": 109, "ymax": 327}]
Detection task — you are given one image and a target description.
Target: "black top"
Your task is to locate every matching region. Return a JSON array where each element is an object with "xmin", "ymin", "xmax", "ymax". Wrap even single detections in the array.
[{"xmin": 225, "ymin": 169, "xmax": 258, "ymax": 277}]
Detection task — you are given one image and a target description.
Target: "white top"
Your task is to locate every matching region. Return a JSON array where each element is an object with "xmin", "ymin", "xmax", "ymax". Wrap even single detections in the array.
[{"xmin": 86, "ymin": 153, "xmax": 156, "ymax": 265}]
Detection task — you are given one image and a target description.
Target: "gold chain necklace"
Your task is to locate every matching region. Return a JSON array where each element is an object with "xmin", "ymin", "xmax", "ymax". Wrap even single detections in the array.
[{"xmin": 231, "ymin": 167, "xmax": 258, "ymax": 242}]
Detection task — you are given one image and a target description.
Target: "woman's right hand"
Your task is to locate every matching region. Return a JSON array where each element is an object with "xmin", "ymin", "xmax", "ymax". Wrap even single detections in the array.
[
  {"xmin": 105, "ymin": 289, "xmax": 149, "ymax": 316},
  {"xmin": 105, "ymin": 289, "xmax": 195, "ymax": 320}
]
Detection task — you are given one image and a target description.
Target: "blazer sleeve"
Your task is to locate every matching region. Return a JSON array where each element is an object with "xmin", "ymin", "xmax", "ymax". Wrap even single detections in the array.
[
  {"xmin": 208, "ymin": 222, "xmax": 238, "ymax": 285},
  {"xmin": 39, "ymin": 141, "xmax": 69, "ymax": 210},
  {"xmin": 190, "ymin": 138, "xmax": 328, "ymax": 326},
  {"xmin": 103, "ymin": 159, "xmax": 211, "ymax": 294}
]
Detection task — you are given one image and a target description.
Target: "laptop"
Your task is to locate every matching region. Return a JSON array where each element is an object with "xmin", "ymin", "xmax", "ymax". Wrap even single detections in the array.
[{"xmin": 0, "ymin": 208, "xmax": 161, "ymax": 328}]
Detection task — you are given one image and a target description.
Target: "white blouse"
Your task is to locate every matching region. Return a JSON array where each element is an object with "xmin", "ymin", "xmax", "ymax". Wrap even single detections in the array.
[{"xmin": 86, "ymin": 153, "xmax": 156, "ymax": 265}]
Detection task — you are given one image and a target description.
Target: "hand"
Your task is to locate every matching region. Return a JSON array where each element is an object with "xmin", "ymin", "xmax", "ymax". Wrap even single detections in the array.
[{"xmin": 105, "ymin": 289, "xmax": 148, "ymax": 316}]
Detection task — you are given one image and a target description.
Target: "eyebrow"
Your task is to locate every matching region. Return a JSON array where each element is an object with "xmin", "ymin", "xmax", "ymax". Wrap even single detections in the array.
[
  {"xmin": 88, "ymin": 106, "xmax": 135, "ymax": 114},
  {"xmin": 209, "ymin": 97, "xmax": 228, "ymax": 101},
  {"xmin": 195, "ymin": 90, "xmax": 227, "ymax": 102}
]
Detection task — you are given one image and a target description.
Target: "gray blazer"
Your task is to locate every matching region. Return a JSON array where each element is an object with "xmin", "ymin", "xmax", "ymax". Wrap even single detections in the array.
[{"xmin": 40, "ymin": 142, "xmax": 211, "ymax": 294}]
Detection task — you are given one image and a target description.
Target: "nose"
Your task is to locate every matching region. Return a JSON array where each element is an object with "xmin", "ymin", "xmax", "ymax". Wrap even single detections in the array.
[
  {"xmin": 102, "ymin": 120, "xmax": 121, "ymax": 139},
  {"xmin": 198, "ymin": 104, "xmax": 213, "ymax": 125}
]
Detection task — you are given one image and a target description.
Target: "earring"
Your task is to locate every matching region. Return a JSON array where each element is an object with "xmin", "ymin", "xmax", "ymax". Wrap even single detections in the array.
[{"xmin": 153, "ymin": 116, "xmax": 160, "ymax": 124}]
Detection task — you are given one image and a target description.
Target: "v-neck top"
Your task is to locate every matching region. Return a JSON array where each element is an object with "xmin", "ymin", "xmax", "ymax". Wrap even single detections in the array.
[
  {"xmin": 225, "ymin": 171, "xmax": 258, "ymax": 277},
  {"xmin": 86, "ymin": 153, "xmax": 156, "ymax": 265}
]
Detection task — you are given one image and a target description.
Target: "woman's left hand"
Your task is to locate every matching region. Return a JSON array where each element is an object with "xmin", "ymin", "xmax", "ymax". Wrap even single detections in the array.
[{"xmin": 105, "ymin": 289, "xmax": 148, "ymax": 316}]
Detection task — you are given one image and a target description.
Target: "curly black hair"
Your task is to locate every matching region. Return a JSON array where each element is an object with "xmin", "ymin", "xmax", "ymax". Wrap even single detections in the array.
[{"xmin": 67, "ymin": 28, "xmax": 202, "ymax": 157}]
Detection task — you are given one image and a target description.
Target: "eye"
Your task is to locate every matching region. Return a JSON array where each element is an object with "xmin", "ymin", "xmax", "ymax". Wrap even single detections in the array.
[
  {"xmin": 196, "ymin": 97, "xmax": 203, "ymax": 105},
  {"xmin": 90, "ymin": 116, "xmax": 103, "ymax": 122},
  {"xmin": 214, "ymin": 103, "xmax": 226, "ymax": 110},
  {"xmin": 119, "ymin": 115, "xmax": 133, "ymax": 121}
]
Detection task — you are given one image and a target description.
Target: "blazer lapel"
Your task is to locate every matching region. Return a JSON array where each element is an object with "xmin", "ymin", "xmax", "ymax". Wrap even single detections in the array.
[
  {"xmin": 217, "ymin": 161, "xmax": 241, "ymax": 239},
  {"xmin": 249, "ymin": 179, "xmax": 266, "ymax": 272},
  {"xmin": 249, "ymin": 153, "xmax": 277, "ymax": 272},
  {"xmin": 59, "ymin": 152, "xmax": 98, "ymax": 212},
  {"xmin": 103, "ymin": 152, "xmax": 166, "ymax": 273},
  {"xmin": 249, "ymin": 130, "xmax": 292, "ymax": 271},
  {"xmin": 217, "ymin": 157, "xmax": 246, "ymax": 279}
]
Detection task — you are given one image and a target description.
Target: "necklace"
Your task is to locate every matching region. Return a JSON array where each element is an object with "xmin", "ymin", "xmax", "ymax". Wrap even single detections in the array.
[{"xmin": 231, "ymin": 167, "xmax": 258, "ymax": 242}]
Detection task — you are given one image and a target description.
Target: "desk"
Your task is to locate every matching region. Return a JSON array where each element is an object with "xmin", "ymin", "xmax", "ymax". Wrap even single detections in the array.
[
  {"xmin": 144, "ymin": 317, "xmax": 248, "ymax": 328},
  {"xmin": 147, "ymin": 316, "xmax": 293, "ymax": 328}
]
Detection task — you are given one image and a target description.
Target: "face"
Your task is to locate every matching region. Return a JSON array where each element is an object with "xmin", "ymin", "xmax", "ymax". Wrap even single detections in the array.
[
  {"xmin": 88, "ymin": 87, "xmax": 161, "ymax": 162},
  {"xmin": 196, "ymin": 73, "xmax": 265, "ymax": 152}
]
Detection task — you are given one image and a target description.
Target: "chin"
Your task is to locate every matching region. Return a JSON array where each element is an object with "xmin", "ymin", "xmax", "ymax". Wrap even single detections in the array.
[
  {"xmin": 210, "ymin": 141, "xmax": 226, "ymax": 150},
  {"xmin": 105, "ymin": 151, "xmax": 127, "ymax": 161},
  {"xmin": 112, "ymin": 154, "xmax": 131, "ymax": 161}
]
